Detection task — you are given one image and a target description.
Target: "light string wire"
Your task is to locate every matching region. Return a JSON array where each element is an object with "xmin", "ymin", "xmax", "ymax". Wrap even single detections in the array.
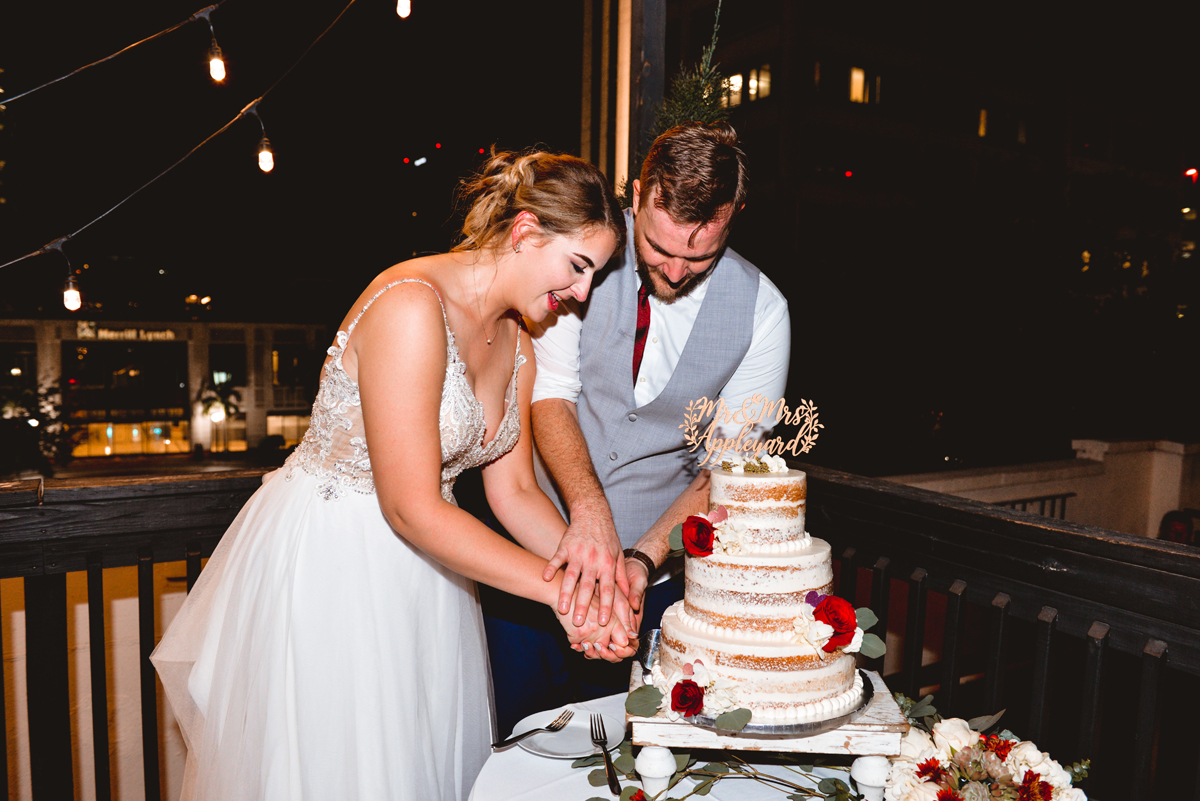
[
  {"xmin": 0, "ymin": 0, "xmax": 361, "ymax": 273},
  {"xmin": 2, "ymin": 2, "xmax": 230, "ymax": 106}
]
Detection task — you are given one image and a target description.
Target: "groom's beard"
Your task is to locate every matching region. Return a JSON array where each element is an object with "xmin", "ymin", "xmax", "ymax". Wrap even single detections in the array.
[{"xmin": 634, "ymin": 249, "xmax": 718, "ymax": 305}]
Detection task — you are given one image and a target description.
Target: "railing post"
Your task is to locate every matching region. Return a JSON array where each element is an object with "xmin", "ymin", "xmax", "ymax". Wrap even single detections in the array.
[
  {"xmin": 939, "ymin": 579, "xmax": 967, "ymax": 717},
  {"xmin": 186, "ymin": 540, "xmax": 202, "ymax": 593},
  {"xmin": 1132, "ymin": 639, "xmax": 1167, "ymax": 793},
  {"xmin": 139, "ymin": 548, "xmax": 162, "ymax": 801},
  {"xmin": 24, "ymin": 573, "xmax": 75, "ymax": 801},
  {"xmin": 901, "ymin": 568, "xmax": 927, "ymax": 698},
  {"xmin": 984, "ymin": 593, "xmax": 1010, "ymax": 712},
  {"xmin": 88, "ymin": 553, "xmax": 113, "ymax": 801},
  {"xmin": 1027, "ymin": 606, "xmax": 1058, "ymax": 743},
  {"xmin": 1078, "ymin": 621, "xmax": 1108, "ymax": 796},
  {"xmin": 838, "ymin": 547, "xmax": 857, "ymax": 602},
  {"xmin": 868, "ymin": 557, "xmax": 890, "ymax": 675}
]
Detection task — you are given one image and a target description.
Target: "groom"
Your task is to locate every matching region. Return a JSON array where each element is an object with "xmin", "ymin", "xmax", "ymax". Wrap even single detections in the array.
[{"xmin": 482, "ymin": 121, "xmax": 791, "ymax": 735}]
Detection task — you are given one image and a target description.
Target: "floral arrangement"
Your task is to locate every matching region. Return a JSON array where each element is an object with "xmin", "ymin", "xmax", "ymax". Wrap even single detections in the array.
[
  {"xmin": 677, "ymin": 505, "xmax": 747, "ymax": 557},
  {"xmin": 888, "ymin": 695, "xmax": 1089, "ymax": 801},
  {"xmin": 793, "ymin": 591, "xmax": 885, "ymax": 660}
]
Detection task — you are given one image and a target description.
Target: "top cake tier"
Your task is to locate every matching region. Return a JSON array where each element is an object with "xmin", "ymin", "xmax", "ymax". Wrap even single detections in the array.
[{"xmin": 709, "ymin": 467, "xmax": 807, "ymax": 552}]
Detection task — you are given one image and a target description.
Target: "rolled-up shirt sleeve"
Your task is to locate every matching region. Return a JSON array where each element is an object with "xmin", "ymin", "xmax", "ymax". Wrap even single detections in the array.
[{"xmin": 528, "ymin": 298, "xmax": 584, "ymax": 404}]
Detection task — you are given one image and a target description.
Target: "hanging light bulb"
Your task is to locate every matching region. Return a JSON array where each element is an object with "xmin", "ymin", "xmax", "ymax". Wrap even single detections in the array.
[
  {"xmin": 397, "ymin": 0, "xmax": 412, "ymax": 18},
  {"xmin": 63, "ymin": 275, "xmax": 81, "ymax": 311},
  {"xmin": 258, "ymin": 137, "xmax": 274, "ymax": 172},
  {"xmin": 209, "ymin": 405, "xmax": 226, "ymax": 423},
  {"xmin": 209, "ymin": 40, "xmax": 226, "ymax": 82}
]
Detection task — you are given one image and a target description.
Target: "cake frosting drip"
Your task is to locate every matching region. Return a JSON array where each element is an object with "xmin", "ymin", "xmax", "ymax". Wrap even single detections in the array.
[{"xmin": 657, "ymin": 464, "xmax": 862, "ymax": 724}]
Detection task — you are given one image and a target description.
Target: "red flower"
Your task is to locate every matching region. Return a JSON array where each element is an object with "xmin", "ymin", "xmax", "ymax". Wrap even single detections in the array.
[
  {"xmin": 982, "ymin": 734, "xmax": 1015, "ymax": 760},
  {"xmin": 682, "ymin": 515, "xmax": 715, "ymax": 557},
  {"xmin": 812, "ymin": 595, "xmax": 858, "ymax": 652},
  {"xmin": 935, "ymin": 790, "xmax": 964, "ymax": 801},
  {"xmin": 670, "ymin": 679, "xmax": 705, "ymax": 716},
  {"xmin": 1016, "ymin": 771, "xmax": 1054, "ymax": 801},
  {"xmin": 629, "ymin": 792, "xmax": 647, "ymax": 801},
  {"xmin": 916, "ymin": 758, "xmax": 949, "ymax": 784}
]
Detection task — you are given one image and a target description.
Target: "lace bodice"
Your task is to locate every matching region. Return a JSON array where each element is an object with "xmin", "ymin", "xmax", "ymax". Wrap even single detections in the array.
[{"xmin": 284, "ymin": 278, "xmax": 526, "ymax": 502}]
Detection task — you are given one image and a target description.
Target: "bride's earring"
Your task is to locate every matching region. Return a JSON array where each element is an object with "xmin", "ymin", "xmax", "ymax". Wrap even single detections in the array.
[{"xmin": 513, "ymin": 240, "xmax": 522, "ymax": 253}]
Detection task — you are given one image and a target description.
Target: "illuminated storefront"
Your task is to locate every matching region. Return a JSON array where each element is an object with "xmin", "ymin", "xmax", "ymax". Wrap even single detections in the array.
[{"xmin": 0, "ymin": 319, "xmax": 325, "ymax": 457}]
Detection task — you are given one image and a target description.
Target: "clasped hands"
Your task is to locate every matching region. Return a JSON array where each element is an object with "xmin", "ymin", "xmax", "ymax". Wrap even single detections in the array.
[{"xmin": 546, "ymin": 504, "xmax": 651, "ymax": 662}]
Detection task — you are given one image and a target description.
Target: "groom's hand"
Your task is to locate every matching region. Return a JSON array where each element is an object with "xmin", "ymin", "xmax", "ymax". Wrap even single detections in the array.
[{"xmin": 543, "ymin": 502, "xmax": 631, "ymax": 630}]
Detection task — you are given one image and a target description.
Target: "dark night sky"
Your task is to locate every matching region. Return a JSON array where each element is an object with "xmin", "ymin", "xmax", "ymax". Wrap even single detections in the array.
[{"xmin": 0, "ymin": 0, "xmax": 585, "ymax": 324}]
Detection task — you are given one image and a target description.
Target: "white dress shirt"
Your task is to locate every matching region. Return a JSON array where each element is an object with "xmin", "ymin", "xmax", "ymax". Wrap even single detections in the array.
[{"xmin": 529, "ymin": 267, "xmax": 791, "ymax": 442}]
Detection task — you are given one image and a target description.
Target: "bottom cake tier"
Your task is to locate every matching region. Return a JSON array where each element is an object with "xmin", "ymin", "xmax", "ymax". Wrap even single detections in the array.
[{"xmin": 658, "ymin": 603, "xmax": 863, "ymax": 723}]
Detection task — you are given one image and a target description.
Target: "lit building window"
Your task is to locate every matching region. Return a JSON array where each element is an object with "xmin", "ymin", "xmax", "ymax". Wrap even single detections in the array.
[
  {"xmin": 1017, "ymin": 120, "xmax": 1027, "ymax": 144},
  {"xmin": 748, "ymin": 65, "xmax": 770, "ymax": 100},
  {"xmin": 725, "ymin": 74, "xmax": 743, "ymax": 107},
  {"xmin": 850, "ymin": 67, "xmax": 866, "ymax": 103},
  {"xmin": 978, "ymin": 109, "xmax": 988, "ymax": 137},
  {"xmin": 268, "ymin": 414, "xmax": 312, "ymax": 448},
  {"xmin": 874, "ymin": 75, "xmax": 881, "ymax": 103}
]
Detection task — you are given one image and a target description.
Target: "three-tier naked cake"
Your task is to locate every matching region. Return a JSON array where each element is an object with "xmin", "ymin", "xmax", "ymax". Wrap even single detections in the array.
[{"xmin": 656, "ymin": 457, "xmax": 864, "ymax": 723}]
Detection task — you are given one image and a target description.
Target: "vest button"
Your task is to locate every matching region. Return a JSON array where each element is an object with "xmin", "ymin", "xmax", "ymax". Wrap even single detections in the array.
[
  {"xmin": 627, "ymin": 413, "xmax": 637, "ymax": 422},
  {"xmin": 609, "ymin": 452, "xmax": 618, "ymax": 461}
]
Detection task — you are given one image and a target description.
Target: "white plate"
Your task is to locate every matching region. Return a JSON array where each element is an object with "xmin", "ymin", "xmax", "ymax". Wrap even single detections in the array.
[{"xmin": 512, "ymin": 708, "xmax": 623, "ymax": 758}]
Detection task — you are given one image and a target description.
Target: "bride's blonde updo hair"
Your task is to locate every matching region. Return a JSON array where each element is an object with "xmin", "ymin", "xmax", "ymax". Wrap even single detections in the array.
[{"xmin": 453, "ymin": 149, "xmax": 626, "ymax": 257}]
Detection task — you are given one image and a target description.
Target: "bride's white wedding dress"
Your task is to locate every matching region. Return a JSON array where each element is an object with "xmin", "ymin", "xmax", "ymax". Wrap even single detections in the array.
[{"xmin": 152, "ymin": 279, "xmax": 523, "ymax": 800}]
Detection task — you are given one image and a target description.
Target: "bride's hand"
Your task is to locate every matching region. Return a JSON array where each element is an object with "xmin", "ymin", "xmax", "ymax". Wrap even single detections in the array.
[{"xmin": 562, "ymin": 594, "xmax": 639, "ymax": 663}]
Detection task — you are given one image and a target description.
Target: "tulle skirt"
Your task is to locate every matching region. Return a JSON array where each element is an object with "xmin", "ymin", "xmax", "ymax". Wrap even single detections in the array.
[{"xmin": 151, "ymin": 469, "xmax": 495, "ymax": 801}]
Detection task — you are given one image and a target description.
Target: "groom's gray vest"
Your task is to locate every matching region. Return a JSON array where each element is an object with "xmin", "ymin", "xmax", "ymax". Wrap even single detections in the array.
[{"xmin": 539, "ymin": 214, "xmax": 760, "ymax": 548}]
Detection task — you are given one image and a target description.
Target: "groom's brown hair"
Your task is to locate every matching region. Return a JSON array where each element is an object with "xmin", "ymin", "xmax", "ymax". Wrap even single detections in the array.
[{"xmin": 638, "ymin": 121, "xmax": 748, "ymax": 230}]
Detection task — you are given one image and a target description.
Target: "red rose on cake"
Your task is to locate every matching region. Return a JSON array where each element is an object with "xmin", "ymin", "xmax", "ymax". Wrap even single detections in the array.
[
  {"xmin": 670, "ymin": 679, "xmax": 705, "ymax": 716},
  {"xmin": 812, "ymin": 595, "xmax": 858, "ymax": 652},
  {"xmin": 681, "ymin": 515, "xmax": 715, "ymax": 557}
]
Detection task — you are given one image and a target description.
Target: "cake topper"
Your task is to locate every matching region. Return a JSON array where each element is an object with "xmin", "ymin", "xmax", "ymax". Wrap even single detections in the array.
[{"xmin": 680, "ymin": 394, "xmax": 823, "ymax": 467}]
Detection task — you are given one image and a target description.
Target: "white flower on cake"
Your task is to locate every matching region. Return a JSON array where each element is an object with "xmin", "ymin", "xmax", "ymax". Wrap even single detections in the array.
[
  {"xmin": 791, "ymin": 604, "xmax": 835, "ymax": 651},
  {"xmin": 759, "ymin": 454, "xmax": 788, "ymax": 472},
  {"xmin": 790, "ymin": 591, "xmax": 863, "ymax": 656},
  {"xmin": 718, "ymin": 455, "xmax": 789, "ymax": 474},
  {"xmin": 711, "ymin": 519, "xmax": 748, "ymax": 555}
]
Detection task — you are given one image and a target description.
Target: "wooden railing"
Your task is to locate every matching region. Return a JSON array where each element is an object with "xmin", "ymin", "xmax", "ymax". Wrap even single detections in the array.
[
  {"xmin": 2, "ymin": 466, "xmax": 1198, "ymax": 798},
  {"xmin": 0, "ymin": 471, "xmax": 267, "ymax": 801},
  {"xmin": 801, "ymin": 462, "xmax": 1200, "ymax": 799}
]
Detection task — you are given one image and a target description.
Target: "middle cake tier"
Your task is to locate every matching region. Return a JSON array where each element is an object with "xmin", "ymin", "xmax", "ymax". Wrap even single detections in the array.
[{"xmin": 683, "ymin": 537, "xmax": 835, "ymax": 638}]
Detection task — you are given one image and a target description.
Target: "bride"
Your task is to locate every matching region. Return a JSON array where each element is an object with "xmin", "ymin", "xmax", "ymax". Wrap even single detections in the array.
[{"xmin": 151, "ymin": 150, "xmax": 637, "ymax": 800}]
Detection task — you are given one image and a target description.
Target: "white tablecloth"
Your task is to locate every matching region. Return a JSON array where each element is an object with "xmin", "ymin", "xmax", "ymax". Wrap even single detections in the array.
[{"xmin": 469, "ymin": 694, "xmax": 849, "ymax": 801}]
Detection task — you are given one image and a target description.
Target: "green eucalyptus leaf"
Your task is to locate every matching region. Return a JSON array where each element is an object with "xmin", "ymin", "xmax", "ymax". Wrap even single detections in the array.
[
  {"xmin": 626, "ymin": 685, "xmax": 664, "ymax": 717},
  {"xmin": 668, "ymin": 523, "xmax": 684, "ymax": 551},
  {"xmin": 618, "ymin": 737, "xmax": 633, "ymax": 757},
  {"xmin": 817, "ymin": 777, "xmax": 839, "ymax": 793},
  {"xmin": 855, "ymin": 607, "xmax": 879, "ymax": 630},
  {"xmin": 798, "ymin": 764, "xmax": 815, "ymax": 772},
  {"xmin": 787, "ymin": 795, "xmax": 807, "ymax": 801},
  {"xmin": 619, "ymin": 787, "xmax": 642, "ymax": 801},
  {"xmin": 614, "ymin": 753, "xmax": 636, "ymax": 774},
  {"xmin": 572, "ymin": 754, "xmax": 605, "ymax": 768},
  {"xmin": 700, "ymin": 762, "xmax": 731, "ymax": 774},
  {"xmin": 968, "ymin": 709, "xmax": 1005, "ymax": 733},
  {"xmin": 586, "ymin": 797, "xmax": 609, "ymax": 801},
  {"xmin": 587, "ymin": 769, "xmax": 608, "ymax": 787},
  {"xmin": 858, "ymin": 632, "xmax": 886, "ymax": 659},
  {"xmin": 714, "ymin": 707, "xmax": 753, "ymax": 731},
  {"xmin": 675, "ymin": 752, "xmax": 694, "ymax": 771}
]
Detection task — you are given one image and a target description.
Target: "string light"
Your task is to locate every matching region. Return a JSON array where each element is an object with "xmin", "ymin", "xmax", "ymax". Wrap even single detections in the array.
[
  {"xmin": 64, "ymin": 275, "xmax": 82, "ymax": 311},
  {"xmin": 195, "ymin": 6, "xmax": 227, "ymax": 83},
  {"xmin": 1, "ymin": 2, "xmax": 231, "ymax": 106},
  {"xmin": 247, "ymin": 103, "xmax": 274, "ymax": 172},
  {"xmin": 397, "ymin": 0, "xmax": 412, "ymax": 18},
  {"xmin": 0, "ymin": 0, "xmax": 361, "ymax": 280}
]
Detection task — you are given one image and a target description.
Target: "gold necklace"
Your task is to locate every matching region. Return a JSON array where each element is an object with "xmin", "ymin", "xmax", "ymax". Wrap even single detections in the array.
[{"xmin": 472, "ymin": 262, "xmax": 499, "ymax": 345}]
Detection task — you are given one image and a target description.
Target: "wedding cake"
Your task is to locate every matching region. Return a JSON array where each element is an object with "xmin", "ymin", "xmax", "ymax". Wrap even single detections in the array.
[{"xmin": 655, "ymin": 456, "xmax": 864, "ymax": 723}]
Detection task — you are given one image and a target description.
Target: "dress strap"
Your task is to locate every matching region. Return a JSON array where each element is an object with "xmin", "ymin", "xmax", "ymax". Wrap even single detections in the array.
[{"xmin": 346, "ymin": 278, "xmax": 447, "ymax": 338}]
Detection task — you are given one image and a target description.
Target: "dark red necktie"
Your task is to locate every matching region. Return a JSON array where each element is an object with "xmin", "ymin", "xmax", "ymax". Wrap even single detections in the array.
[{"xmin": 632, "ymin": 283, "xmax": 651, "ymax": 385}]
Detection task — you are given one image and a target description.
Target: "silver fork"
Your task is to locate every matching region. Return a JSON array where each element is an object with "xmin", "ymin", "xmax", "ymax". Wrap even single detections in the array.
[
  {"xmin": 590, "ymin": 714, "xmax": 621, "ymax": 795},
  {"xmin": 490, "ymin": 709, "xmax": 574, "ymax": 749}
]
